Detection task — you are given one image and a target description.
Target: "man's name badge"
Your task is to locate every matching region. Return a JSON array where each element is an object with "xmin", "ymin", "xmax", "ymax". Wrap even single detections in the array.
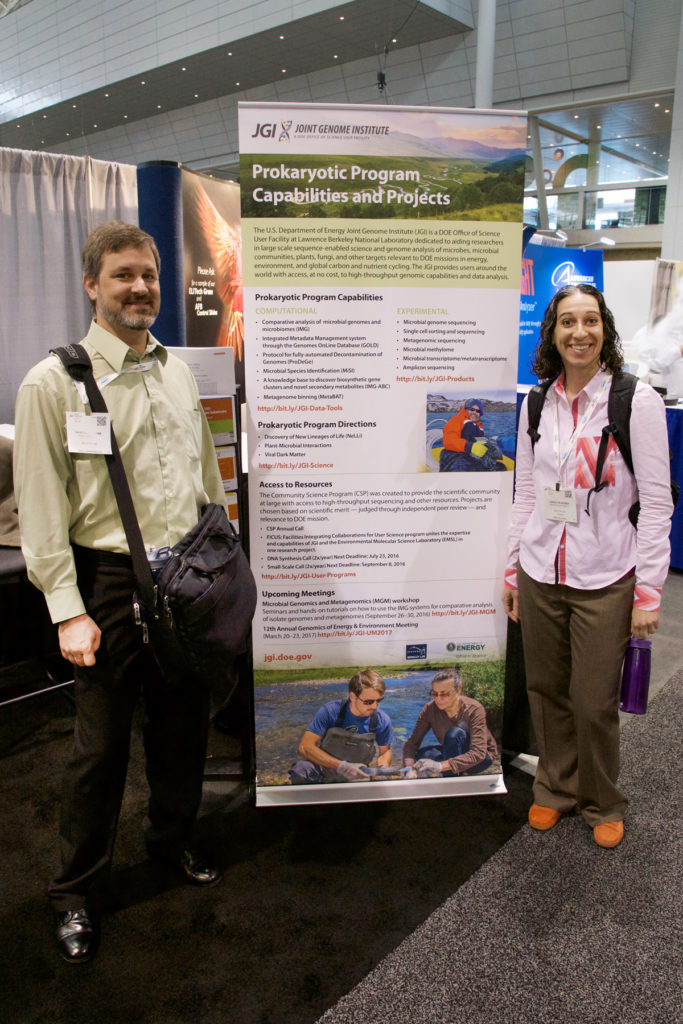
[
  {"xmin": 66, "ymin": 411, "xmax": 112, "ymax": 454},
  {"xmin": 543, "ymin": 486, "xmax": 577, "ymax": 523}
]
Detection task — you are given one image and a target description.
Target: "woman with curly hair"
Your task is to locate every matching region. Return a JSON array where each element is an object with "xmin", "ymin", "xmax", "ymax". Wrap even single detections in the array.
[{"xmin": 502, "ymin": 284, "xmax": 672, "ymax": 848}]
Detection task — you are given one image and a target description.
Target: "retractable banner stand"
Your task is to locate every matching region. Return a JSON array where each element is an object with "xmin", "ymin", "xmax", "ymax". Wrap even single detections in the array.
[{"xmin": 238, "ymin": 101, "xmax": 527, "ymax": 806}]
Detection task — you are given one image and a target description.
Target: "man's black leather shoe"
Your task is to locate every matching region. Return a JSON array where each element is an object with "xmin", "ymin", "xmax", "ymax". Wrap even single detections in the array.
[
  {"xmin": 179, "ymin": 848, "xmax": 223, "ymax": 887},
  {"xmin": 55, "ymin": 908, "xmax": 98, "ymax": 963}
]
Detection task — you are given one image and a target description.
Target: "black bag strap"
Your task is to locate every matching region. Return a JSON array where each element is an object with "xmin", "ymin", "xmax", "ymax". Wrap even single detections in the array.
[
  {"xmin": 51, "ymin": 345, "xmax": 157, "ymax": 608},
  {"xmin": 526, "ymin": 377, "xmax": 556, "ymax": 450},
  {"xmin": 585, "ymin": 424, "xmax": 614, "ymax": 516},
  {"xmin": 585, "ymin": 372, "xmax": 637, "ymax": 517},
  {"xmin": 606, "ymin": 371, "xmax": 637, "ymax": 473}
]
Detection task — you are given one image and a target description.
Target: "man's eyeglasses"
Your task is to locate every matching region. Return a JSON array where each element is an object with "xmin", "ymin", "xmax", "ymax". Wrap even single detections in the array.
[
  {"xmin": 357, "ymin": 696, "xmax": 383, "ymax": 705},
  {"xmin": 430, "ymin": 689, "xmax": 455, "ymax": 698}
]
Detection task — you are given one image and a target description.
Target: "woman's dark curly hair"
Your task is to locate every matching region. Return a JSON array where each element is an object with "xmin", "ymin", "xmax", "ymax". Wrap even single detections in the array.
[{"xmin": 531, "ymin": 284, "xmax": 623, "ymax": 380}]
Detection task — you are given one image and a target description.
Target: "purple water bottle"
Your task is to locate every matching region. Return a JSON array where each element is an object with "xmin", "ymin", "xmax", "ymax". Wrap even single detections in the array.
[{"xmin": 619, "ymin": 637, "xmax": 652, "ymax": 714}]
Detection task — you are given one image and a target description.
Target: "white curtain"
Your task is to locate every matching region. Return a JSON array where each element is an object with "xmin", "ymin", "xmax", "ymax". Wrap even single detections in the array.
[{"xmin": 0, "ymin": 148, "xmax": 138, "ymax": 422}]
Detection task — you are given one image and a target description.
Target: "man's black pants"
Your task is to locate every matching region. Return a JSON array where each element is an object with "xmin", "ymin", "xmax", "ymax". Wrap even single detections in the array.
[{"xmin": 48, "ymin": 547, "xmax": 211, "ymax": 912}]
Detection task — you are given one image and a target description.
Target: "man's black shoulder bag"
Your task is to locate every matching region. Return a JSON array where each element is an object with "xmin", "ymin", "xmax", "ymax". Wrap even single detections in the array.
[{"xmin": 52, "ymin": 344, "xmax": 257, "ymax": 688}]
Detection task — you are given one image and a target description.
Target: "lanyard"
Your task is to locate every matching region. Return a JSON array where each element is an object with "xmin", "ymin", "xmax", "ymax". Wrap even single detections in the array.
[{"xmin": 552, "ymin": 375, "xmax": 609, "ymax": 486}]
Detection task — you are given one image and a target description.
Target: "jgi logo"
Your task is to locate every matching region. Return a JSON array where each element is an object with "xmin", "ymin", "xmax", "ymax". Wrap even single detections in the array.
[
  {"xmin": 251, "ymin": 121, "xmax": 292, "ymax": 141},
  {"xmin": 251, "ymin": 123, "xmax": 277, "ymax": 138}
]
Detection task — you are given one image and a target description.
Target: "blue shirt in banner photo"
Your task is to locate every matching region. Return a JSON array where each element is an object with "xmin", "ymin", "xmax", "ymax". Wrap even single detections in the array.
[{"xmin": 308, "ymin": 699, "xmax": 394, "ymax": 746}]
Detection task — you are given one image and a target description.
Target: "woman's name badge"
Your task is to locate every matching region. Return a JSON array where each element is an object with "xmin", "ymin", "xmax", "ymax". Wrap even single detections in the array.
[
  {"xmin": 543, "ymin": 486, "xmax": 577, "ymax": 523},
  {"xmin": 66, "ymin": 411, "xmax": 112, "ymax": 454}
]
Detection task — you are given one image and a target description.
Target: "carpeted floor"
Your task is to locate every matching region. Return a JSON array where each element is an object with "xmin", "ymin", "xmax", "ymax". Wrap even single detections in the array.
[
  {"xmin": 0, "ymin": 684, "xmax": 532, "ymax": 1024},
  {"xmin": 316, "ymin": 671, "xmax": 683, "ymax": 1024},
  {"xmin": 3, "ymin": 573, "xmax": 681, "ymax": 1023}
]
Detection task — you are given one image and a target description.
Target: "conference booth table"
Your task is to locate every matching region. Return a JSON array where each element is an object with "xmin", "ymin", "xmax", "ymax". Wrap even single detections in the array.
[{"xmin": 666, "ymin": 406, "xmax": 683, "ymax": 570}]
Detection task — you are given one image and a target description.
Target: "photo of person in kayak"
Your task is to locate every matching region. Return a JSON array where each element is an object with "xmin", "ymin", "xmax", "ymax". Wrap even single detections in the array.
[{"xmin": 439, "ymin": 398, "xmax": 510, "ymax": 472}]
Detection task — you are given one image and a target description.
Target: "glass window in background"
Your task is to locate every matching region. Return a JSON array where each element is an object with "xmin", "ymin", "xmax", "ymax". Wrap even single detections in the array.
[{"xmin": 524, "ymin": 95, "xmax": 672, "ymax": 230}]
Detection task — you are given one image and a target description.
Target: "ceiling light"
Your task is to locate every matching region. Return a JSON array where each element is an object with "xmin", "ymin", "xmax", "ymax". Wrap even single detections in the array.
[
  {"xmin": 181, "ymin": 67, "xmax": 186, "ymax": 71},
  {"xmin": 16, "ymin": 123, "xmax": 20, "ymax": 128},
  {"xmin": 333, "ymin": 54, "xmax": 338, "ymax": 59},
  {"xmin": 157, "ymin": 105, "xmax": 162, "ymax": 109},
  {"xmin": 279, "ymin": 35, "xmax": 284, "ymax": 39},
  {"xmin": 93, "ymin": 123, "xmax": 98, "ymax": 128},
  {"xmin": 42, "ymin": 113, "xmax": 47, "ymax": 118},
  {"xmin": 104, "ymin": 93, "xmax": 109, "ymax": 97},
  {"xmin": 282, "ymin": 69, "xmax": 286, "ymax": 73},
  {"xmin": 72, "ymin": 104, "xmax": 77, "ymax": 108},
  {"xmin": 140, "ymin": 80, "xmax": 146, "ymax": 85},
  {"xmin": 194, "ymin": 93, "xmax": 199, "ymax": 98},
  {"xmin": 124, "ymin": 115, "xmax": 128, "ymax": 119},
  {"xmin": 655, "ymin": 102, "xmax": 660, "ymax": 107},
  {"xmin": 339, "ymin": 15, "xmax": 344, "ymax": 19},
  {"xmin": 228, "ymin": 51, "xmax": 232, "ymax": 56},
  {"xmin": 665, "ymin": 108, "xmax": 670, "ymax": 113},
  {"xmin": 573, "ymin": 114, "xmax": 579, "ymax": 119}
]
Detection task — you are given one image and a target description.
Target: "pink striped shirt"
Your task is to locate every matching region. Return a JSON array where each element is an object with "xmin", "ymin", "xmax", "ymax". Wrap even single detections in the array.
[{"xmin": 505, "ymin": 369, "xmax": 672, "ymax": 610}]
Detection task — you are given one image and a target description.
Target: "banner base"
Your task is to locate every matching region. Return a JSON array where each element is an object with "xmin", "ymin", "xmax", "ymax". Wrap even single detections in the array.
[{"xmin": 255, "ymin": 773, "xmax": 507, "ymax": 807}]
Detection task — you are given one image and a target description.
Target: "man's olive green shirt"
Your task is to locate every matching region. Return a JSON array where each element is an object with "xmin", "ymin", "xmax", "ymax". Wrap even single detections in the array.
[{"xmin": 14, "ymin": 321, "xmax": 226, "ymax": 623}]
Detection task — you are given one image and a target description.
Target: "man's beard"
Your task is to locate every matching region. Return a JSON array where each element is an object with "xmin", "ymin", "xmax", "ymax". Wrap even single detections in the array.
[{"xmin": 99, "ymin": 298, "xmax": 158, "ymax": 332}]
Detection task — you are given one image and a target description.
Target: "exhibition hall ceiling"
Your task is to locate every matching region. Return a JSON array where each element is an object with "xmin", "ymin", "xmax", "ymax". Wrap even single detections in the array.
[
  {"xmin": 0, "ymin": 0, "xmax": 471, "ymax": 154},
  {"xmin": 0, "ymin": 1, "xmax": 675, "ymax": 191},
  {"xmin": 535, "ymin": 95, "xmax": 674, "ymax": 185}
]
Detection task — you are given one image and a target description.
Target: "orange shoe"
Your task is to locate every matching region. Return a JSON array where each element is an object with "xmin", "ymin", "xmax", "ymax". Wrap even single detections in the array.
[
  {"xmin": 593, "ymin": 820, "xmax": 624, "ymax": 848},
  {"xmin": 528, "ymin": 804, "xmax": 561, "ymax": 830}
]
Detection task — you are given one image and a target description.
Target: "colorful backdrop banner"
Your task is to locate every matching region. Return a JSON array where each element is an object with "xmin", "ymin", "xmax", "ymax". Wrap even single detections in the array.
[
  {"xmin": 239, "ymin": 101, "xmax": 526, "ymax": 806},
  {"xmin": 180, "ymin": 168, "xmax": 245, "ymax": 394}
]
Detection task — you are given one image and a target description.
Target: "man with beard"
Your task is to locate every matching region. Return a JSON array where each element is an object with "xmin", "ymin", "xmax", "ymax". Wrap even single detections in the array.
[{"xmin": 13, "ymin": 222, "xmax": 226, "ymax": 963}]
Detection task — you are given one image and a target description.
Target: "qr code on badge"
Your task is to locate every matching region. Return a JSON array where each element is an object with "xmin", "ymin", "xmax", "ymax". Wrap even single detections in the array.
[{"xmin": 95, "ymin": 415, "xmax": 107, "ymax": 428}]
